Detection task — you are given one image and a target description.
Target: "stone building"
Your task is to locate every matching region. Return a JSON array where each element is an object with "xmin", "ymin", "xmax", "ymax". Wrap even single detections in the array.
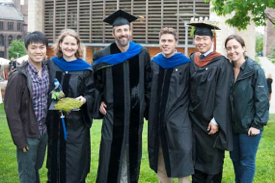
[
  {"xmin": 30, "ymin": 0, "xmax": 212, "ymax": 63},
  {"xmin": 29, "ymin": 0, "xmax": 256, "ymax": 62},
  {"xmin": 263, "ymin": 8, "xmax": 275, "ymax": 57},
  {"xmin": 0, "ymin": 0, "xmax": 26, "ymax": 59}
]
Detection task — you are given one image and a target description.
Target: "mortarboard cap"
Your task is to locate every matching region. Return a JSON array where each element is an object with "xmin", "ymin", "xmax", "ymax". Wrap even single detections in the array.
[
  {"xmin": 104, "ymin": 10, "xmax": 138, "ymax": 27},
  {"xmin": 189, "ymin": 22, "xmax": 220, "ymax": 37}
]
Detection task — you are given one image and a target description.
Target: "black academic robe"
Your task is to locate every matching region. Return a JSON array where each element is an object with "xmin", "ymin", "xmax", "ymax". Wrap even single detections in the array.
[
  {"xmin": 46, "ymin": 60, "xmax": 94, "ymax": 183},
  {"xmin": 148, "ymin": 61, "xmax": 194, "ymax": 177},
  {"xmin": 93, "ymin": 43, "xmax": 151, "ymax": 183},
  {"xmin": 189, "ymin": 54, "xmax": 233, "ymax": 175}
]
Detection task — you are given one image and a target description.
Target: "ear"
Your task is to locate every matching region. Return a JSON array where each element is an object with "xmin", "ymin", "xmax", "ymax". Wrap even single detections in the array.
[
  {"xmin": 129, "ymin": 31, "xmax": 133, "ymax": 40},
  {"xmin": 112, "ymin": 31, "xmax": 115, "ymax": 38}
]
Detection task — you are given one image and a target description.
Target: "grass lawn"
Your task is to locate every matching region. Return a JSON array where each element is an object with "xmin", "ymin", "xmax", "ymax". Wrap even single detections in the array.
[{"xmin": 0, "ymin": 103, "xmax": 275, "ymax": 182}]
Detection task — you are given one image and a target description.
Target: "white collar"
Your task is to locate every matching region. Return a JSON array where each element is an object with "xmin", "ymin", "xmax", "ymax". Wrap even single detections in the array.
[{"xmin": 201, "ymin": 48, "xmax": 213, "ymax": 57}]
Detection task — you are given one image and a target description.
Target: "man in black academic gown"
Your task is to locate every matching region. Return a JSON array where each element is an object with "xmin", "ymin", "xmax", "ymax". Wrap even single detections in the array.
[
  {"xmin": 148, "ymin": 27, "xmax": 194, "ymax": 183},
  {"xmin": 188, "ymin": 21, "xmax": 233, "ymax": 183},
  {"xmin": 92, "ymin": 10, "xmax": 151, "ymax": 183}
]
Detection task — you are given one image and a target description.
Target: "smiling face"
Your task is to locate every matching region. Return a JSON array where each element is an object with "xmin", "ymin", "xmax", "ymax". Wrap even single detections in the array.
[
  {"xmin": 27, "ymin": 42, "xmax": 47, "ymax": 65},
  {"xmin": 159, "ymin": 33, "xmax": 178, "ymax": 58},
  {"xmin": 59, "ymin": 35, "xmax": 78, "ymax": 61},
  {"xmin": 194, "ymin": 35, "xmax": 213, "ymax": 54},
  {"xmin": 225, "ymin": 38, "xmax": 246, "ymax": 62},
  {"xmin": 112, "ymin": 24, "xmax": 131, "ymax": 47}
]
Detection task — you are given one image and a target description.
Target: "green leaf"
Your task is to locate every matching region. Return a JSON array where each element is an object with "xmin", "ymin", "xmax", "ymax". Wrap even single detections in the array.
[
  {"xmin": 8, "ymin": 40, "xmax": 26, "ymax": 59},
  {"xmin": 208, "ymin": 0, "xmax": 275, "ymax": 29}
]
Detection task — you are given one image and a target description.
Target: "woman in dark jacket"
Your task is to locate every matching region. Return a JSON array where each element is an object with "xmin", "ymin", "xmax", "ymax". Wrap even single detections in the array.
[{"xmin": 225, "ymin": 34, "xmax": 269, "ymax": 183}]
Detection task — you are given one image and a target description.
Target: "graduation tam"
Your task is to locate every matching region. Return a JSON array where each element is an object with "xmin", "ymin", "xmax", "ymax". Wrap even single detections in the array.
[
  {"xmin": 104, "ymin": 10, "xmax": 138, "ymax": 27},
  {"xmin": 189, "ymin": 22, "xmax": 220, "ymax": 37}
]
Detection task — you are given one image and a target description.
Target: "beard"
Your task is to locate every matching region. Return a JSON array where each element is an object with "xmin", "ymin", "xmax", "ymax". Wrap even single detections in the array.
[{"xmin": 115, "ymin": 36, "xmax": 129, "ymax": 47}]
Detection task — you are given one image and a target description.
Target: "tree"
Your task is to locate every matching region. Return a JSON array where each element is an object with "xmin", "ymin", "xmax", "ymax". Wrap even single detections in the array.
[
  {"xmin": 206, "ymin": 0, "xmax": 275, "ymax": 30},
  {"xmin": 268, "ymin": 44, "xmax": 275, "ymax": 62},
  {"xmin": 256, "ymin": 32, "xmax": 263, "ymax": 53},
  {"xmin": 8, "ymin": 40, "xmax": 26, "ymax": 59}
]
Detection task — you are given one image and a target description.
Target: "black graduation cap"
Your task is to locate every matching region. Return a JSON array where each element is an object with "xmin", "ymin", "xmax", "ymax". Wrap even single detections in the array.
[
  {"xmin": 104, "ymin": 10, "xmax": 138, "ymax": 27},
  {"xmin": 189, "ymin": 22, "xmax": 220, "ymax": 37}
]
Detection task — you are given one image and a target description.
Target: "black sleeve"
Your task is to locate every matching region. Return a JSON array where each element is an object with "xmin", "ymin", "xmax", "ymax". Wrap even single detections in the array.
[
  {"xmin": 4, "ymin": 72, "xmax": 28, "ymax": 148},
  {"xmin": 252, "ymin": 66, "xmax": 269, "ymax": 130},
  {"xmin": 143, "ymin": 49, "xmax": 152, "ymax": 120},
  {"xmin": 81, "ymin": 69, "xmax": 95, "ymax": 127},
  {"xmin": 213, "ymin": 58, "xmax": 233, "ymax": 151},
  {"xmin": 92, "ymin": 69, "xmax": 104, "ymax": 119}
]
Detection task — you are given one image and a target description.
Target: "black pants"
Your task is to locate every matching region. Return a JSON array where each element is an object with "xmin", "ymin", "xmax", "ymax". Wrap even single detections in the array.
[{"xmin": 192, "ymin": 169, "xmax": 223, "ymax": 183}]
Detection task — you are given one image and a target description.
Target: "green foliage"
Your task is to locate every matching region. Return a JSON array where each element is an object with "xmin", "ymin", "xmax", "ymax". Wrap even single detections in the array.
[
  {"xmin": 54, "ymin": 97, "xmax": 83, "ymax": 113},
  {"xmin": 8, "ymin": 40, "xmax": 26, "ymax": 59},
  {"xmin": 51, "ymin": 90, "xmax": 65, "ymax": 100},
  {"xmin": 205, "ymin": 0, "xmax": 275, "ymax": 30},
  {"xmin": 256, "ymin": 32, "xmax": 263, "ymax": 53},
  {"xmin": 190, "ymin": 27, "xmax": 195, "ymax": 38},
  {"xmin": 255, "ymin": 57, "xmax": 261, "ymax": 65},
  {"xmin": 268, "ymin": 44, "xmax": 275, "ymax": 63}
]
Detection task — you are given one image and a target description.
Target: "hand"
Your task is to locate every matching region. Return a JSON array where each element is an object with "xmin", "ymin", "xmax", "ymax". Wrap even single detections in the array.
[
  {"xmin": 207, "ymin": 122, "xmax": 219, "ymax": 135},
  {"xmin": 22, "ymin": 146, "xmax": 29, "ymax": 153},
  {"xmin": 76, "ymin": 96, "xmax": 86, "ymax": 105},
  {"xmin": 99, "ymin": 101, "xmax": 107, "ymax": 115},
  {"xmin": 248, "ymin": 127, "xmax": 260, "ymax": 136}
]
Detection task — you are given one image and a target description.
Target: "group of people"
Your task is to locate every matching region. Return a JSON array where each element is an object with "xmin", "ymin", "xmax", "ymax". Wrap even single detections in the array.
[{"xmin": 4, "ymin": 10, "xmax": 269, "ymax": 183}]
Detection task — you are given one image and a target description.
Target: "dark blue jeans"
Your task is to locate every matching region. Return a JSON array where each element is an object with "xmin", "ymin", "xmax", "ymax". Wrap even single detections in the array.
[
  {"xmin": 230, "ymin": 132, "xmax": 262, "ymax": 183},
  {"xmin": 17, "ymin": 133, "xmax": 48, "ymax": 183}
]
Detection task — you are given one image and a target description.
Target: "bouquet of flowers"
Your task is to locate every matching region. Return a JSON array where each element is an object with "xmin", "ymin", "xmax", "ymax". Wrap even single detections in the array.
[
  {"xmin": 50, "ymin": 78, "xmax": 83, "ymax": 141},
  {"xmin": 51, "ymin": 78, "xmax": 82, "ymax": 113},
  {"xmin": 54, "ymin": 97, "xmax": 83, "ymax": 114}
]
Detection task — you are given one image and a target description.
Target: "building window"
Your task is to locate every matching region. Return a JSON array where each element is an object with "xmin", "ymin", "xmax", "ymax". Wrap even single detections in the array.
[
  {"xmin": 17, "ymin": 35, "xmax": 22, "ymax": 40},
  {"xmin": 0, "ymin": 35, "xmax": 4, "ymax": 46},
  {"xmin": 8, "ymin": 35, "xmax": 13, "ymax": 45},
  {"xmin": 8, "ymin": 22, "xmax": 14, "ymax": 31},
  {"xmin": 0, "ymin": 22, "xmax": 3, "ymax": 30},
  {"xmin": 0, "ymin": 51, "xmax": 4, "ymax": 58},
  {"xmin": 17, "ymin": 23, "xmax": 21, "ymax": 31}
]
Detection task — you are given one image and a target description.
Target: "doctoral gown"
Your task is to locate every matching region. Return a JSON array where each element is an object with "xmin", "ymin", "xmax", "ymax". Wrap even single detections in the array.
[
  {"xmin": 189, "ymin": 53, "xmax": 233, "ymax": 175},
  {"xmin": 148, "ymin": 58, "xmax": 194, "ymax": 178},
  {"xmin": 93, "ymin": 43, "xmax": 151, "ymax": 183},
  {"xmin": 46, "ymin": 59, "xmax": 94, "ymax": 183}
]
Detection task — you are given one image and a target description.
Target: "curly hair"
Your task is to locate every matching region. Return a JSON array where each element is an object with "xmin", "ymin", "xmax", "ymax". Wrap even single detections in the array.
[
  {"xmin": 52, "ymin": 29, "xmax": 83, "ymax": 59},
  {"xmin": 159, "ymin": 27, "xmax": 178, "ymax": 41}
]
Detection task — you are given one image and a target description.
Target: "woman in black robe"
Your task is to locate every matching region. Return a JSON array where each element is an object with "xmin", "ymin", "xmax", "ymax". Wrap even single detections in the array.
[{"xmin": 46, "ymin": 29, "xmax": 94, "ymax": 183}]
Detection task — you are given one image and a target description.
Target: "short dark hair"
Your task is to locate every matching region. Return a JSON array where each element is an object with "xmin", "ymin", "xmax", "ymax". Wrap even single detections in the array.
[{"xmin": 24, "ymin": 31, "xmax": 48, "ymax": 49}]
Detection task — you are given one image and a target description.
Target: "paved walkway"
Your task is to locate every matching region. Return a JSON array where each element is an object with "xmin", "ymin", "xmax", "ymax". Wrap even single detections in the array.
[{"xmin": 259, "ymin": 57, "xmax": 275, "ymax": 114}]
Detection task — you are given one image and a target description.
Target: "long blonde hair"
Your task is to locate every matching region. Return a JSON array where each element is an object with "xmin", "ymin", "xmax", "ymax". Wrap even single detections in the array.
[{"xmin": 52, "ymin": 29, "xmax": 83, "ymax": 59}]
